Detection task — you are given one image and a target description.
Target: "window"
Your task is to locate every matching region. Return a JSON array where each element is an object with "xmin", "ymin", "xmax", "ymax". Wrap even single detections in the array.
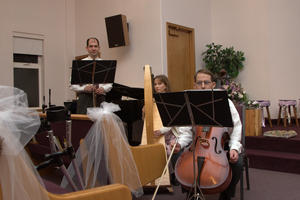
[{"xmin": 13, "ymin": 33, "xmax": 44, "ymax": 108}]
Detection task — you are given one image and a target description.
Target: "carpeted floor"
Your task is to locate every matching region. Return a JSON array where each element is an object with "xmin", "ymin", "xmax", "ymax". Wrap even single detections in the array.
[
  {"xmin": 139, "ymin": 168, "xmax": 300, "ymax": 200},
  {"xmin": 140, "ymin": 120, "xmax": 300, "ymax": 200},
  {"xmin": 42, "ymin": 164, "xmax": 300, "ymax": 200},
  {"xmin": 38, "ymin": 118, "xmax": 300, "ymax": 199}
]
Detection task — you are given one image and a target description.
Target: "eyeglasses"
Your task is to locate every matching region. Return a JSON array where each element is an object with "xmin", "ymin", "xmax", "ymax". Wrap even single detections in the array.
[{"xmin": 196, "ymin": 80, "xmax": 212, "ymax": 85}]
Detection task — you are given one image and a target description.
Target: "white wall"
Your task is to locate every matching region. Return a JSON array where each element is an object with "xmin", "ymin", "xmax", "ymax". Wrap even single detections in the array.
[
  {"xmin": 0, "ymin": 0, "xmax": 76, "ymax": 106},
  {"xmin": 74, "ymin": 0, "xmax": 162, "ymax": 88},
  {"xmin": 161, "ymin": 0, "xmax": 212, "ymax": 73},
  {"xmin": 64, "ymin": 0, "xmax": 76, "ymax": 101},
  {"xmin": 74, "ymin": 0, "xmax": 212, "ymax": 89},
  {"xmin": 211, "ymin": 0, "xmax": 300, "ymax": 118},
  {"xmin": 1, "ymin": 0, "xmax": 300, "ymax": 118},
  {"xmin": 0, "ymin": 0, "xmax": 14, "ymax": 86}
]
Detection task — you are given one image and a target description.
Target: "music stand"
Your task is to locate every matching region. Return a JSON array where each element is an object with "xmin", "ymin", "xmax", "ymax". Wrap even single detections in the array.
[
  {"xmin": 71, "ymin": 60, "xmax": 117, "ymax": 107},
  {"xmin": 154, "ymin": 89, "xmax": 233, "ymax": 200}
]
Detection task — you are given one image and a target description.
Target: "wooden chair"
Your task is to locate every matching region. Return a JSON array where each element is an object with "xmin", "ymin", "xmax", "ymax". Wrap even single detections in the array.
[
  {"xmin": 75, "ymin": 52, "xmax": 101, "ymax": 60},
  {"xmin": 79, "ymin": 138, "xmax": 167, "ymax": 187},
  {"xmin": 277, "ymin": 100, "xmax": 299, "ymax": 127},
  {"xmin": 0, "ymin": 183, "xmax": 132, "ymax": 200},
  {"xmin": 0, "ymin": 149, "xmax": 132, "ymax": 200},
  {"xmin": 130, "ymin": 143, "xmax": 166, "ymax": 186},
  {"xmin": 256, "ymin": 100, "xmax": 272, "ymax": 127},
  {"xmin": 47, "ymin": 184, "xmax": 132, "ymax": 200}
]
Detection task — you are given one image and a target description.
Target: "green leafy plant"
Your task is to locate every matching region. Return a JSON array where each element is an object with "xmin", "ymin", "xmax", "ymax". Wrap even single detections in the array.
[{"xmin": 202, "ymin": 43, "xmax": 245, "ymax": 79}]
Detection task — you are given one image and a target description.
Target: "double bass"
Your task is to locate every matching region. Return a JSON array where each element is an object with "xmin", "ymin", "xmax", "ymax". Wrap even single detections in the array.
[{"xmin": 175, "ymin": 126, "xmax": 232, "ymax": 194}]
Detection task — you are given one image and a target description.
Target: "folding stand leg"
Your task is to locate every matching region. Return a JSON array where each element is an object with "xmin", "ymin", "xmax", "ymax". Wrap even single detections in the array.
[
  {"xmin": 183, "ymin": 93, "xmax": 206, "ymax": 200},
  {"xmin": 186, "ymin": 156, "xmax": 205, "ymax": 200},
  {"xmin": 66, "ymin": 119, "xmax": 85, "ymax": 190},
  {"xmin": 60, "ymin": 165, "xmax": 79, "ymax": 191},
  {"xmin": 48, "ymin": 129, "xmax": 79, "ymax": 191},
  {"xmin": 245, "ymin": 157, "xmax": 250, "ymax": 190},
  {"xmin": 240, "ymin": 166, "xmax": 244, "ymax": 200}
]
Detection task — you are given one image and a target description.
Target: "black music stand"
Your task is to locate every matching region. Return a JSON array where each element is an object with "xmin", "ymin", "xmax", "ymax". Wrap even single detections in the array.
[
  {"xmin": 71, "ymin": 60, "xmax": 117, "ymax": 107},
  {"xmin": 154, "ymin": 89, "xmax": 233, "ymax": 200}
]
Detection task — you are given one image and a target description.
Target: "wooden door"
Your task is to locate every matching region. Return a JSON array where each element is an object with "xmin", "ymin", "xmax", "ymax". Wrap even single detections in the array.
[{"xmin": 166, "ymin": 22, "xmax": 195, "ymax": 91}]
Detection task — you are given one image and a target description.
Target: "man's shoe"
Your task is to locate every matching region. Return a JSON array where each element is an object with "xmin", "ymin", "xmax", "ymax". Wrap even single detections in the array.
[{"xmin": 170, "ymin": 173, "xmax": 180, "ymax": 186}]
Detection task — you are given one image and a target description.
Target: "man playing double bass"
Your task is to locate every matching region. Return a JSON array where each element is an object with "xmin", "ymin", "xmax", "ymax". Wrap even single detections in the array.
[{"xmin": 171, "ymin": 69, "xmax": 242, "ymax": 200}]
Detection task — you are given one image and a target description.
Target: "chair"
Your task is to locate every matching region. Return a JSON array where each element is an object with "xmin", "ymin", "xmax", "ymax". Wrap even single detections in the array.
[
  {"xmin": 256, "ymin": 100, "xmax": 272, "ymax": 127},
  {"xmin": 0, "ymin": 183, "xmax": 132, "ymax": 200},
  {"xmin": 277, "ymin": 100, "xmax": 299, "ymax": 127},
  {"xmin": 234, "ymin": 104, "xmax": 250, "ymax": 200},
  {"xmin": 79, "ymin": 139, "xmax": 167, "ymax": 187},
  {"xmin": 47, "ymin": 184, "xmax": 132, "ymax": 200},
  {"xmin": 75, "ymin": 52, "xmax": 101, "ymax": 60},
  {"xmin": 0, "ymin": 148, "xmax": 132, "ymax": 200},
  {"xmin": 130, "ymin": 143, "xmax": 166, "ymax": 186}
]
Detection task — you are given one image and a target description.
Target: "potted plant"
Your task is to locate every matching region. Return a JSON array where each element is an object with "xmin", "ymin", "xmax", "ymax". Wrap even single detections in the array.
[
  {"xmin": 202, "ymin": 43, "xmax": 245, "ymax": 81},
  {"xmin": 222, "ymin": 79, "xmax": 259, "ymax": 107},
  {"xmin": 222, "ymin": 79, "xmax": 261, "ymax": 136}
]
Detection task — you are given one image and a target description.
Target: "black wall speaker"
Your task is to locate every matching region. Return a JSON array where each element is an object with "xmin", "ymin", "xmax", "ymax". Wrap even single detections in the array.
[{"xmin": 105, "ymin": 14, "xmax": 129, "ymax": 48}]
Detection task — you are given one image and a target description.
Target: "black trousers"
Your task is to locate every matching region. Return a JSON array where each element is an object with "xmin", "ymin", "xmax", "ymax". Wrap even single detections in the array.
[
  {"xmin": 221, "ymin": 154, "xmax": 243, "ymax": 197},
  {"xmin": 76, "ymin": 93, "xmax": 105, "ymax": 114}
]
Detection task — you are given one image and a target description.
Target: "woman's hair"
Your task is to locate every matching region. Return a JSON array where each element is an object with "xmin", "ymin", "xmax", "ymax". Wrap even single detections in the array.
[{"xmin": 153, "ymin": 74, "xmax": 171, "ymax": 92}]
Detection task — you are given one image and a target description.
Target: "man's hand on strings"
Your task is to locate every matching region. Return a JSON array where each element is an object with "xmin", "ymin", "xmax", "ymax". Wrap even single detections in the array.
[
  {"xmin": 229, "ymin": 149, "xmax": 239, "ymax": 163},
  {"xmin": 84, "ymin": 85, "xmax": 95, "ymax": 93},
  {"xmin": 95, "ymin": 87, "xmax": 105, "ymax": 95}
]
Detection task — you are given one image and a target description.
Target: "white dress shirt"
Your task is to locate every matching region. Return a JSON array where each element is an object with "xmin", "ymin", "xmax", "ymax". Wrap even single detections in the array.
[
  {"xmin": 225, "ymin": 99, "xmax": 242, "ymax": 153},
  {"xmin": 159, "ymin": 126, "xmax": 193, "ymax": 150}
]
